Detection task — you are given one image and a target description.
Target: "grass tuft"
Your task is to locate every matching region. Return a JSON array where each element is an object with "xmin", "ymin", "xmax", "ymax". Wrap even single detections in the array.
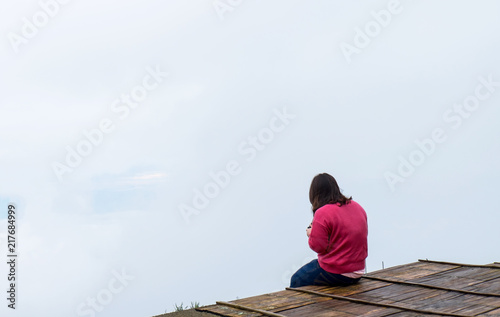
[{"xmin": 173, "ymin": 302, "xmax": 200, "ymax": 312}]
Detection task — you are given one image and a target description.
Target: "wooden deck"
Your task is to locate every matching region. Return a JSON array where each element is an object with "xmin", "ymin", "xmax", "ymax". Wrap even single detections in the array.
[{"xmin": 197, "ymin": 260, "xmax": 500, "ymax": 317}]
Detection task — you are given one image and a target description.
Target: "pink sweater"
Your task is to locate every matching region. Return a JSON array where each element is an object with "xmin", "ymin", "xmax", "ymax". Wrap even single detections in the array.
[{"xmin": 308, "ymin": 201, "xmax": 368, "ymax": 274}]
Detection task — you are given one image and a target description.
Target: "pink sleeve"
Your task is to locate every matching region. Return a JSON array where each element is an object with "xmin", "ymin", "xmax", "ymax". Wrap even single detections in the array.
[{"xmin": 308, "ymin": 211, "xmax": 331, "ymax": 255}]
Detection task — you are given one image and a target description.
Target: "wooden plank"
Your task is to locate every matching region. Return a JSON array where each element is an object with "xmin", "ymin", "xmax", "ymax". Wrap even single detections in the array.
[
  {"xmin": 386, "ymin": 313, "xmax": 448, "ymax": 317},
  {"xmin": 363, "ymin": 276, "xmax": 500, "ymax": 297},
  {"xmin": 476, "ymin": 307, "xmax": 500, "ymax": 316},
  {"xmin": 353, "ymin": 284, "xmax": 431, "ymax": 303},
  {"xmin": 403, "ymin": 291, "xmax": 461, "ymax": 312},
  {"xmin": 472, "ymin": 296, "xmax": 500, "ymax": 309},
  {"xmin": 386, "ymin": 313, "xmax": 446, "ymax": 317},
  {"xmin": 285, "ymin": 287, "xmax": 475, "ymax": 317},
  {"xmin": 216, "ymin": 301, "xmax": 286, "ymax": 317},
  {"xmin": 357, "ymin": 307, "xmax": 403, "ymax": 317},
  {"xmin": 198, "ymin": 289, "xmax": 330, "ymax": 316},
  {"xmin": 279, "ymin": 298, "xmax": 401, "ymax": 317},
  {"xmin": 356, "ymin": 286, "xmax": 499, "ymax": 316},
  {"xmin": 416, "ymin": 262, "xmax": 462, "ymax": 273},
  {"xmin": 419, "ymin": 259, "xmax": 500, "ymax": 269},
  {"xmin": 229, "ymin": 289, "xmax": 331, "ymax": 312},
  {"xmin": 422, "ymin": 267, "xmax": 500, "ymax": 282},
  {"xmin": 452, "ymin": 303, "xmax": 499, "ymax": 316},
  {"xmin": 234, "ymin": 292, "xmax": 315, "ymax": 310},
  {"xmin": 452, "ymin": 267, "xmax": 500, "ymax": 281},
  {"xmin": 414, "ymin": 292, "xmax": 500, "ymax": 316},
  {"xmin": 409, "ymin": 275, "xmax": 485, "ymax": 290},
  {"xmin": 416, "ymin": 293, "xmax": 496, "ymax": 315},
  {"xmin": 278, "ymin": 300, "xmax": 356, "ymax": 317},
  {"xmin": 463, "ymin": 277, "xmax": 500, "ymax": 296},
  {"xmin": 367, "ymin": 262, "xmax": 456, "ymax": 281},
  {"xmin": 414, "ymin": 294, "xmax": 470, "ymax": 314},
  {"xmin": 197, "ymin": 304, "xmax": 262, "ymax": 316},
  {"xmin": 307, "ymin": 279, "xmax": 393, "ymax": 297},
  {"xmin": 400, "ymin": 289, "xmax": 451, "ymax": 308},
  {"xmin": 334, "ymin": 301, "xmax": 394, "ymax": 316}
]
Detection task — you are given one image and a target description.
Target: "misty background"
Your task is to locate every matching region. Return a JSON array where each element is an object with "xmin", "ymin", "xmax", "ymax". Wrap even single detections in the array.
[{"xmin": 1, "ymin": 1, "xmax": 500, "ymax": 316}]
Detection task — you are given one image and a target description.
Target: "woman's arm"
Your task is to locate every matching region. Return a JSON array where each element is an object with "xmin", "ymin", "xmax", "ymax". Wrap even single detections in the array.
[{"xmin": 308, "ymin": 214, "xmax": 331, "ymax": 254}]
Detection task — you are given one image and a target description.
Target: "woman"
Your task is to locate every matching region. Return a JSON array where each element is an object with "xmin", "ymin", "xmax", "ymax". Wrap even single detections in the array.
[{"xmin": 290, "ymin": 173, "xmax": 368, "ymax": 288}]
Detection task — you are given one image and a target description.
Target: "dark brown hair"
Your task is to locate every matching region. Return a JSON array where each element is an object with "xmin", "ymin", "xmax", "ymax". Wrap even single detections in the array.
[{"xmin": 309, "ymin": 173, "xmax": 352, "ymax": 213}]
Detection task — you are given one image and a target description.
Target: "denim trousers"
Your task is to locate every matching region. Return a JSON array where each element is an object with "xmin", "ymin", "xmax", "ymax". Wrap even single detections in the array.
[{"xmin": 290, "ymin": 259, "xmax": 361, "ymax": 288}]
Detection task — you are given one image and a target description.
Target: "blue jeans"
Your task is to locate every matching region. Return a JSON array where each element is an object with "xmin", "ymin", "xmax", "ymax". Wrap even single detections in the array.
[{"xmin": 290, "ymin": 259, "xmax": 361, "ymax": 288}]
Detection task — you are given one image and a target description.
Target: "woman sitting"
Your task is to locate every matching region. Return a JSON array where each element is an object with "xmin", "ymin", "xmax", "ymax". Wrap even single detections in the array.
[{"xmin": 290, "ymin": 173, "xmax": 368, "ymax": 287}]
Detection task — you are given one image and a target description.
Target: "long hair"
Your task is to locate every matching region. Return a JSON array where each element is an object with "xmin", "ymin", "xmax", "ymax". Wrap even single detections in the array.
[{"xmin": 309, "ymin": 173, "xmax": 352, "ymax": 213}]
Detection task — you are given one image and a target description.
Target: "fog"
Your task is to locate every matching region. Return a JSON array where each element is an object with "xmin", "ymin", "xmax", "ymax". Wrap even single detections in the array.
[{"xmin": 1, "ymin": 1, "xmax": 499, "ymax": 316}]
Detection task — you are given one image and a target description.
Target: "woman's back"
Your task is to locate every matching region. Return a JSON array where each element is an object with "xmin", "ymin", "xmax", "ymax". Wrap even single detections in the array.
[{"xmin": 308, "ymin": 201, "xmax": 368, "ymax": 274}]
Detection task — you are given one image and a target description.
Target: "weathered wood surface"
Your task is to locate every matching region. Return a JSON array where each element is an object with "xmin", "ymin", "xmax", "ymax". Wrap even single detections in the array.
[{"xmin": 197, "ymin": 261, "xmax": 500, "ymax": 317}]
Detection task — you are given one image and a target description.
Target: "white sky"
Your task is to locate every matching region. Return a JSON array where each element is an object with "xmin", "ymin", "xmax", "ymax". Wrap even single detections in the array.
[{"xmin": 1, "ymin": 0, "xmax": 500, "ymax": 316}]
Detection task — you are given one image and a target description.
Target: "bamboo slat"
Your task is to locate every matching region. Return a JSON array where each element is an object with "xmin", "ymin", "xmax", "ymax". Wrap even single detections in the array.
[
  {"xmin": 363, "ymin": 275, "xmax": 500, "ymax": 297},
  {"xmin": 419, "ymin": 259, "xmax": 500, "ymax": 269},
  {"xmin": 216, "ymin": 301, "xmax": 287, "ymax": 317},
  {"xmin": 285, "ymin": 287, "xmax": 475, "ymax": 317}
]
